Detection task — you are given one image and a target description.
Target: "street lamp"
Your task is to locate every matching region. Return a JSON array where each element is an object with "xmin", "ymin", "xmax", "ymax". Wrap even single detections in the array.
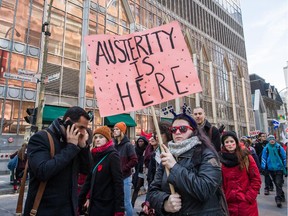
[{"xmin": 35, "ymin": 0, "xmax": 54, "ymax": 130}]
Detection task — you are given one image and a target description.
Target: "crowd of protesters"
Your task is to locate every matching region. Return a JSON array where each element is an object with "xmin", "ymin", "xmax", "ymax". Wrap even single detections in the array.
[{"xmin": 9, "ymin": 105, "xmax": 287, "ymax": 216}]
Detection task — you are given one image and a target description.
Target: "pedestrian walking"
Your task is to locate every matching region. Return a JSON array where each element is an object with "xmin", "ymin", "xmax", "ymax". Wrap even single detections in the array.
[
  {"xmin": 193, "ymin": 107, "xmax": 221, "ymax": 152},
  {"xmin": 24, "ymin": 106, "xmax": 92, "ymax": 216},
  {"xmin": 131, "ymin": 136, "xmax": 148, "ymax": 208},
  {"xmin": 261, "ymin": 135, "xmax": 287, "ymax": 208},
  {"xmin": 113, "ymin": 122, "xmax": 138, "ymax": 216},
  {"xmin": 240, "ymin": 136, "xmax": 261, "ymax": 171},
  {"xmin": 78, "ymin": 126, "xmax": 124, "ymax": 216},
  {"xmin": 220, "ymin": 131, "xmax": 261, "ymax": 216},
  {"xmin": 254, "ymin": 132, "xmax": 274, "ymax": 190},
  {"xmin": 148, "ymin": 108, "xmax": 223, "ymax": 215},
  {"xmin": 9, "ymin": 143, "xmax": 27, "ymax": 192}
]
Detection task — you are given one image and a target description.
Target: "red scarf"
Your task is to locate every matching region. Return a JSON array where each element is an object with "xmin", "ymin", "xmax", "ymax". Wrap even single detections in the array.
[{"xmin": 91, "ymin": 140, "xmax": 113, "ymax": 155}]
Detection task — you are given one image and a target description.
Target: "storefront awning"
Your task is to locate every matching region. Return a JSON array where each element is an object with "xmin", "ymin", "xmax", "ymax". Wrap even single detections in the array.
[
  {"xmin": 104, "ymin": 114, "xmax": 137, "ymax": 127},
  {"xmin": 160, "ymin": 117, "xmax": 173, "ymax": 123},
  {"xmin": 43, "ymin": 105, "xmax": 69, "ymax": 124}
]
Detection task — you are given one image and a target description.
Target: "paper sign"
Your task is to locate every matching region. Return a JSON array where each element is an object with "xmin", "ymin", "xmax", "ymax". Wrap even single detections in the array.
[{"xmin": 85, "ymin": 21, "xmax": 202, "ymax": 117}]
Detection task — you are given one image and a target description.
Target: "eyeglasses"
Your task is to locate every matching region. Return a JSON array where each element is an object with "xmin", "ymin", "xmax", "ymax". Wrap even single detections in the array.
[{"xmin": 169, "ymin": 125, "xmax": 194, "ymax": 134}]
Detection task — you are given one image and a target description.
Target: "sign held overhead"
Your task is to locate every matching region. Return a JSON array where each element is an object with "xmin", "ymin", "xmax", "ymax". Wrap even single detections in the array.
[{"xmin": 85, "ymin": 21, "xmax": 202, "ymax": 117}]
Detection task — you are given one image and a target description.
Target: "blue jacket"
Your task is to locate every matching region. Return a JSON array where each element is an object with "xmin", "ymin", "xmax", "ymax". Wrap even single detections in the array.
[{"xmin": 261, "ymin": 143, "xmax": 286, "ymax": 171}]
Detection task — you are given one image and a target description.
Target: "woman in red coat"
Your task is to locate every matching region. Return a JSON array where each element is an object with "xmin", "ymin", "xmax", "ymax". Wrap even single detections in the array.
[{"xmin": 220, "ymin": 131, "xmax": 261, "ymax": 216}]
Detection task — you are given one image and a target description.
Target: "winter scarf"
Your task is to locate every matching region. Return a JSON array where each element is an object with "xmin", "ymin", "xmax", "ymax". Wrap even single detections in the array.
[
  {"xmin": 168, "ymin": 136, "xmax": 201, "ymax": 158},
  {"xmin": 267, "ymin": 143, "xmax": 284, "ymax": 170},
  {"xmin": 220, "ymin": 152, "xmax": 239, "ymax": 167},
  {"xmin": 91, "ymin": 140, "xmax": 113, "ymax": 155}
]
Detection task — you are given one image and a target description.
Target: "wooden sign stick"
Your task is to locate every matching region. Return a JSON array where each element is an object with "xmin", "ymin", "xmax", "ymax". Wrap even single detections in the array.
[{"xmin": 150, "ymin": 105, "xmax": 175, "ymax": 194}]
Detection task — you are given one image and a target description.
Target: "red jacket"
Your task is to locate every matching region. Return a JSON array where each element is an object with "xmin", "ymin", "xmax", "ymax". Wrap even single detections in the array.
[{"xmin": 222, "ymin": 155, "xmax": 261, "ymax": 216}]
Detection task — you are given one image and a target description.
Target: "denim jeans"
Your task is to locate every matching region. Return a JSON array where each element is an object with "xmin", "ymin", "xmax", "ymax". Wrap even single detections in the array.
[{"xmin": 124, "ymin": 176, "xmax": 133, "ymax": 216}]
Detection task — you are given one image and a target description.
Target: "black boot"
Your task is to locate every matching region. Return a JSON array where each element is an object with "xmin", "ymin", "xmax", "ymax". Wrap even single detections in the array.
[
  {"xmin": 275, "ymin": 197, "xmax": 282, "ymax": 208},
  {"xmin": 276, "ymin": 199, "xmax": 282, "ymax": 208},
  {"xmin": 280, "ymin": 193, "xmax": 286, "ymax": 202},
  {"xmin": 269, "ymin": 185, "xmax": 274, "ymax": 191},
  {"xmin": 264, "ymin": 188, "xmax": 269, "ymax": 195}
]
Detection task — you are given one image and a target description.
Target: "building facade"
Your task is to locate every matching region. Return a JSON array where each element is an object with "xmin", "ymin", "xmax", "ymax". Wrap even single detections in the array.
[
  {"xmin": 0, "ymin": 0, "xmax": 255, "ymax": 143},
  {"xmin": 250, "ymin": 74, "xmax": 283, "ymax": 135}
]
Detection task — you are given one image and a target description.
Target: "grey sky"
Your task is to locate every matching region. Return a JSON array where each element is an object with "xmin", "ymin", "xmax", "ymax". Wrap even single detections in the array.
[{"xmin": 241, "ymin": 0, "xmax": 288, "ymax": 91}]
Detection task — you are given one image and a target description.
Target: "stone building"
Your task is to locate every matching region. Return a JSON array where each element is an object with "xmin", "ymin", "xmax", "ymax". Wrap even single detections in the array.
[
  {"xmin": 250, "ymin": 74, "xmax": 283, "ymax": 134},
  {"xmin": 0, "ymin": 0, "xmax": 255, "ymax": 143}
]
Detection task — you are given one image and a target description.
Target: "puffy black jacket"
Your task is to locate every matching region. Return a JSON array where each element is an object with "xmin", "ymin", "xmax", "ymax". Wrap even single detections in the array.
[
  {"xmin": 24, "ymin": 119, "xmax": 92, "ymax": 216},
  {"xmin": 148, "ymin": 145, "xmax": 224, "ymax": 216}
]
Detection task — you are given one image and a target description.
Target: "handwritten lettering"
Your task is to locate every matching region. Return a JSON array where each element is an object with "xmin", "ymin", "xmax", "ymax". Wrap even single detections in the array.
[{"xmin": 85, "ymin": 21, "xmax": 202, "ymax": 117}]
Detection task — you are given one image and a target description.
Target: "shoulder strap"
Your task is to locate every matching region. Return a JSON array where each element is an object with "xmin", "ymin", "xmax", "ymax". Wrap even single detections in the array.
[
  {"xmin": 266, "ymin": 145, "xmax": 281, "ymax": 157},
  {"xmin": 16, "ymin": 130, "xmax": 55, "ymax": 215},
  {"xmin": 30, "ymin": 130, "xmax": 55, "ymax": 216},
  {"xmin": 89, "ymin": 152, "xmax": 112, "ymax": 196},
  {"xmin": 16, "ymin": 160, "xmax": 28, "ymax": 215},
  {"xmin": 92, "ymin": 152, "xmax": 111, "ymax": 173}
]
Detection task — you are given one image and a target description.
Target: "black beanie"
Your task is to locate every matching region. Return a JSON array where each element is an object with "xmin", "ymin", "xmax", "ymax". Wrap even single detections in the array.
[{"xmin": 221, "ymin": 131, "xmax": 239, "ymax": 145}]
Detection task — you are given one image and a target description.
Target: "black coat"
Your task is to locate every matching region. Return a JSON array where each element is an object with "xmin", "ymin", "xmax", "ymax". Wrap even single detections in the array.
[
  {"xmin": 148, "ymin": 145, "xmax": 223, "ymax": 216},
  {"xmin": 202, "ymin": 120, "xmax": 221, "ymax": 152},
  {"xmin": 254, "ymin": 140, "xmax": 268, "ymax": 160},
  {"xmin": 79, "ymin": 145, "xmax": 124, "ymax": 216},
  {"xmin": 24, "ymin": 119, "xmax": 92, "ymax": 216}
]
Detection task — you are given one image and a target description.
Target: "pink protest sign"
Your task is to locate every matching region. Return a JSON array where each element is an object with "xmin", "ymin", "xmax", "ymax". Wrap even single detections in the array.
[{"xmin": 85, "ymin": 21, "xmax": 202, "ymax": 117}]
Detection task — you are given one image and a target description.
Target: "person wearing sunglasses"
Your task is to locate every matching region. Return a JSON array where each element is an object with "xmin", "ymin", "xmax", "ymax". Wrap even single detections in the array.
[{"xmin": 148, "ymin": 112, "xmax": 225, "ymax": 215}]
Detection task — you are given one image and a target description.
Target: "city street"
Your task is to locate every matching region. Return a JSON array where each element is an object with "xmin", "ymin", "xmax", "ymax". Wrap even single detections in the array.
[{"xmin": 0, "ymin": 175, "xmax": 286, "ymax": 215}]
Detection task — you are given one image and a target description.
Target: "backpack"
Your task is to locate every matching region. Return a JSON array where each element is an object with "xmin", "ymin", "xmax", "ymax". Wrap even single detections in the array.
[
  {"xmin": 265, "ymin": 145, "xmax": 286, "ymax": 171},
  {"xmin": 7, "ymin": 155, "xmax": 18, "ymax": 171},
  {"xmin": 266, "ymin": 145, "xmax": 281, "ymax": 157}
]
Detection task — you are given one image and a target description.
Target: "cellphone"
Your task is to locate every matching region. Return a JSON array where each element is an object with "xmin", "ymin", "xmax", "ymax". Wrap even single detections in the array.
[{"xmin": 63, "ymin": 119, "xmax": 74, "ymax": 129}]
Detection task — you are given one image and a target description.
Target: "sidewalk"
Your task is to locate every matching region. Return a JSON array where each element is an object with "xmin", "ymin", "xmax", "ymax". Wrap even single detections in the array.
[
  {"xmin": 0, "ymin": 174, "xmax": 18, "ymax": 195},
  {"xmin": 0, "ymin": 173, "xmax": 286, "ymax": 215}
]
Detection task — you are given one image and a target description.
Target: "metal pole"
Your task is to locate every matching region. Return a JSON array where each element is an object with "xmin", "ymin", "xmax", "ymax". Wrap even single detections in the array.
[
  {"xmin": 16, "ymin": 0, "xmax": 33, "ymax": 135},
  {"xmin": 0, "ymin": 0, "xmax": 19, "ymax": 135},
  {"xmin": 36, "ymin": 0, "xmax": 54, "ymax": 130}
]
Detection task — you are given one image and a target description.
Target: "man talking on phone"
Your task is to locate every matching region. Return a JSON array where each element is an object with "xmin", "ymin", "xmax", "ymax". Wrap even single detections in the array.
[{"xmin": 24, "ymin": 106, "xmax": 92, "ymax": 216}]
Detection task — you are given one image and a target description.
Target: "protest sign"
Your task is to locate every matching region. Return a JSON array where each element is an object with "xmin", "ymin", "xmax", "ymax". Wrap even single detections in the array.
[{"xmin": 85, "ymin": 21, "xmax": 202, "ymax": 117}]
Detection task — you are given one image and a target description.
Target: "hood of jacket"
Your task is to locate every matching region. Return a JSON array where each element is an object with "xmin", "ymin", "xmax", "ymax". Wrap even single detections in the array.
[{"xmin": 135, "ymin": 136, "xmax": 148, "ymax": 156}]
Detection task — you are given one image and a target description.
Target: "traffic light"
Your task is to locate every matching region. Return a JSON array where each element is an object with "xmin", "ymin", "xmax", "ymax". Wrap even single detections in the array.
[{"xmin": 24, "ymin": 108, "xmax": 38, "ymax": 125}]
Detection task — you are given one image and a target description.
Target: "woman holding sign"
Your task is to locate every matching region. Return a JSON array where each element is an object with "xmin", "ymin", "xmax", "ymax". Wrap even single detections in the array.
[{"xmin": 148, "ymin": 107, "xmax": 225, "ymax": 215}]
